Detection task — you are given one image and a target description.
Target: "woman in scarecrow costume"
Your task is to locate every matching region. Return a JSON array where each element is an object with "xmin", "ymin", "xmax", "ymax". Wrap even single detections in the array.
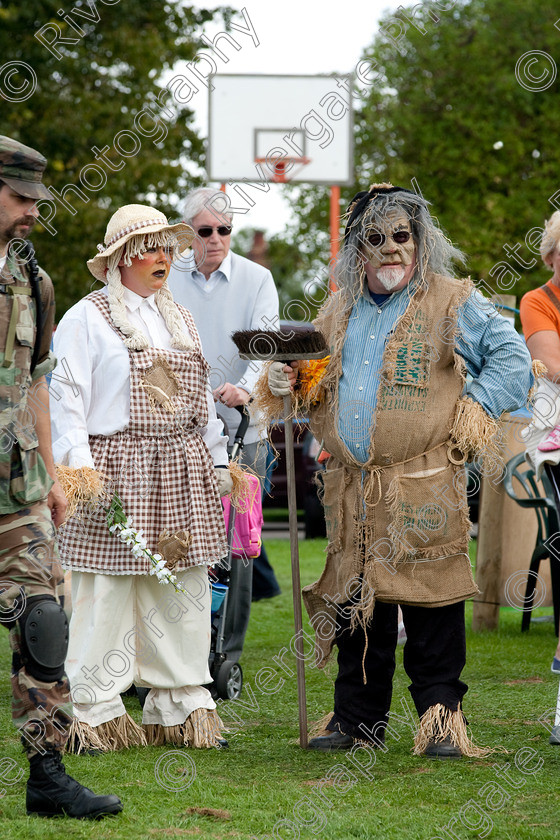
[{"xmin": 51, "ymin": 204, "xmax": 232, "ymax": 752}]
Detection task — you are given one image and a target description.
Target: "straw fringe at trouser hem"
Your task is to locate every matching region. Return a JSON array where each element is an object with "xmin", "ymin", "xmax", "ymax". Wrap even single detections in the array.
[
  {"xmin": 64, "ymin": 712, "xmax": 147, "ymax": 754},
  {"xmin": 309, "ymin": 712, "xmax": 380, "ymax": 747},
  {"xmin": 309, "ymin": 712, "xmax": 336, "ymax": 738},
  {"xmin": 413, "ymin": 703, "xmax": 493, "ymax": 758},
  {"xmin": 143, "ymin": 708, "xmax": 224, "ymax": 748}
]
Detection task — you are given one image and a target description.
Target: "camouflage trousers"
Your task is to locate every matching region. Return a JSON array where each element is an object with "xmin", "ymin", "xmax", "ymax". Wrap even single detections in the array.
[{"xmin": 0, "ymin": 501, "xmax": 72, "ymax": 757}]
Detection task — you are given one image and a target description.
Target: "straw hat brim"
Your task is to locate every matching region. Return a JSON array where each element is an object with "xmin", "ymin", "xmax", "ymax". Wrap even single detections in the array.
[{"xmin": 87, "ymin": 221, "xmax": 194, "ymax": 283}]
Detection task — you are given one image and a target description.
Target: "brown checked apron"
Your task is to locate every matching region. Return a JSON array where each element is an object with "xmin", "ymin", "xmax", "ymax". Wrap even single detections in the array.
[{"xmin": 59, "ymin": 291, "xmax": 228, "ymax": 574}]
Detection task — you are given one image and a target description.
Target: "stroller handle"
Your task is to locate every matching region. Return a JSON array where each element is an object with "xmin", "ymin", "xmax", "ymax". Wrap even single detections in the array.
[{"xmin": 230, "ymin": 403, "xmax": 251, "ymax": 462}]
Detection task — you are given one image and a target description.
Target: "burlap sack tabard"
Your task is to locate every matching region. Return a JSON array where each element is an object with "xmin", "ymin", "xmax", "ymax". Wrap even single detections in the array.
[{"xmin": 303, "ymin": 274, "xmax": 479, "ymax": 666}]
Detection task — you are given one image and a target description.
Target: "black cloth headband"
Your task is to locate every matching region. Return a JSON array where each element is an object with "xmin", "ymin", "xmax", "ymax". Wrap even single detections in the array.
[{"xmin": 344, "ymin": 185, "xmax": 417, "ymax": 241}]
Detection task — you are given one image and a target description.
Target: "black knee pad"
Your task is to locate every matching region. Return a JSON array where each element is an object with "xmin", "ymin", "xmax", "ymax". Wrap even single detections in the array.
[{"xmin": 18, "ymin": 595, "xmax": 68, "ymax": 682}]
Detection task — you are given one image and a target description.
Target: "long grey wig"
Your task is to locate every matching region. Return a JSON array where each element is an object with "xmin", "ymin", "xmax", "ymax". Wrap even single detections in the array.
[{"xmin": 335, "ymin": 185, "xmax": 466, "ymax": 305}]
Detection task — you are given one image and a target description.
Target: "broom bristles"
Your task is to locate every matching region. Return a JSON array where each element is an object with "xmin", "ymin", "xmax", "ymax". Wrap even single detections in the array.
[{"xmin": 232, "ymin": 328, "xmax": 328, "ymax": 362}]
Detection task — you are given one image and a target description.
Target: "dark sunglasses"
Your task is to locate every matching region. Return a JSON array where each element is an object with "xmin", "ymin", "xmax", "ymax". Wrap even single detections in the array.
[
  {"xmin": 195, "ymin": 225, "xmax": 232, "ymax": 238},
  {"xmin": 366, "ymin": 229, "xmax": 412, "ymax": 247}
]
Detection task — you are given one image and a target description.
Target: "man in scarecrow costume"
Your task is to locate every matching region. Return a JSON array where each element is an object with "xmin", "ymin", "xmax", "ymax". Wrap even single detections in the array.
[
  {"xmin": 51, "ymin": 205, "xmax": 232, "ymax": 752},
  {"xmin": 266, "ymin": 185, "xmax": 534, "ymax": 757}
]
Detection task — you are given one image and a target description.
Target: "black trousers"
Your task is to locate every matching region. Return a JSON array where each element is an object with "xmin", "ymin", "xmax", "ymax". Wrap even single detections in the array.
[{"xmin": 328, "ymin": 600, "xmax": 468, "ymax": 740}]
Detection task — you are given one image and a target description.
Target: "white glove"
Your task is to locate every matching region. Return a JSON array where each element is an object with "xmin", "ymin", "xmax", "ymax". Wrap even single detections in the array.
[
  {"xmin": 215, "ymin": 467, "xmax": 233, "ymax": 497},
  {"xmin": 268, "ymin": 361, "xmax": 292, "ymax": 397}
]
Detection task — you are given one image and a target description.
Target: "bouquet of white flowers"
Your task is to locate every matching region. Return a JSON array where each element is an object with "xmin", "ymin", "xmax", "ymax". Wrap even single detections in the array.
[{"xmin": 106, "ymin": 493, "xmax": 187, "ymax": 593}]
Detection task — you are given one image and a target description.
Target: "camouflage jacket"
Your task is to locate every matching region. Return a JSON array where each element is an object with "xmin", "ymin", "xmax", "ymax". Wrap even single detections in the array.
[{"xmin": 0, "ymin": 249, "xmax": 56, "ymax": 514}]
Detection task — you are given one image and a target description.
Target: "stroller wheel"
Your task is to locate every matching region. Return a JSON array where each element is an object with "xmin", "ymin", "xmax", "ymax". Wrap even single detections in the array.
[{"xmin": 215, "ymin": 661, "xmax": 243, "ymax": 700}]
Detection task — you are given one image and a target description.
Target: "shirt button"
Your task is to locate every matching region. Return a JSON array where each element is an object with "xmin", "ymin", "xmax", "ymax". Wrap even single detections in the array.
[
  {"xmin": 356, "ymin": 444, "xmax": 360, "ymax": 449},
  {"xmin": 355, "ymin": 414, "xmax": 359, "ymax": 419},
  {"xmin": 358, "ymin": 386, "xmax": 363, "ymax": 391},
  {"xmin": 370, "ymin": 335, "xmax": 375, "ymax": 339},
  {"xmin": 364, "ymin": 360, "xmax": 369, "ymax": 365}
]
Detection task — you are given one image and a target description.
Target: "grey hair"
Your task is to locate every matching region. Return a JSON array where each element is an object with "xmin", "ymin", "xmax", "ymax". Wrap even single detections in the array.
[
  {"xmin": 182, "ymin": 187, "xmax": 234, "ymax": 226},
  {"xmin": 540, "ymin": 210, "xmax": 560, "ymax": 266},
  {"xmin": 336, "ymin": 190, "xmax": 466, "ymax": 304}
]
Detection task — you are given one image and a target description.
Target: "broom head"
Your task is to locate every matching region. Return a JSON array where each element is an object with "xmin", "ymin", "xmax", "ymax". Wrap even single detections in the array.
[{"xmin": 232, "ymin": 326, "xmax": 328, "ymax": 362}]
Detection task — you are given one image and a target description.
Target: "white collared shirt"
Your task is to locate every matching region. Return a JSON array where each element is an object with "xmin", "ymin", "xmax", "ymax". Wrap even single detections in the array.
[
  {"xmin": 168, "ymin": 250, "xmax": 280, "ymax": 445},
  {"xmin": 122, "ymin": 286, "xmax": 176, "ymax": 349},
  {"xmin": 188, "ymin": 250, "xmax": 232, "ymax": 295},
  {"xmin": 51, "ymin": 286, "xmax": 228, "ymax": 468}
]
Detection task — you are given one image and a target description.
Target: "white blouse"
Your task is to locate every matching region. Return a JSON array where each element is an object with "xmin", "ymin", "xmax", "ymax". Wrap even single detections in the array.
[{"xmin": 51, "ymin": 286, "xmax": 228, "ymax": 468}]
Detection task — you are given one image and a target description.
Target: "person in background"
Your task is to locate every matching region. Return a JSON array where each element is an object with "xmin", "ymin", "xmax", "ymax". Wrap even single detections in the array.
[
  {"xmin": 168, "ymin": 187, "xmax": 282, "ymax": 605},
  {"xmin": 520, "ymin": 210, "xmax": 560, "ymax": 676}
]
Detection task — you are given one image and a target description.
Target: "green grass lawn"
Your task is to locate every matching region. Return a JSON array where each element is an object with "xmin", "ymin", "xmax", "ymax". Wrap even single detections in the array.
[{"xmin": 1, "ymin": 538, "xmax": 559, "ymax": 839}]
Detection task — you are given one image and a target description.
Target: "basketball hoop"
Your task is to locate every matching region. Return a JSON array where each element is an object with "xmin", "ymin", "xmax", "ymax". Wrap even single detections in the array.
[{"xmin": 254, "ymin": 156, "xmax": 311, "ymax": 183}]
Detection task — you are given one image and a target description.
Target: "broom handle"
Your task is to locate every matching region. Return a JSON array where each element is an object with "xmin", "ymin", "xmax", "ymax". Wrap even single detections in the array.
[{"xmin": 283, "ymin": 394, "xmax": 308, "ymax": 748}]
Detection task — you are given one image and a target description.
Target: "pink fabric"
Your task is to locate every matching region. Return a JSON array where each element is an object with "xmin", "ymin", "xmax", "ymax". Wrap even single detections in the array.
[
  {"xmin": 222, "ymin": 473, "xmax": 263, "ymax": 559},
  {"xmin": 538, "ymin": 424, "xmax": 560, "ymax": 452}
]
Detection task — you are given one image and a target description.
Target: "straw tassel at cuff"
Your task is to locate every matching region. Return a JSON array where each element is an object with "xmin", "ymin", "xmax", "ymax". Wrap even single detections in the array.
[
  {"xmin": 55, "ymin": 465, "xmax": 108, "ymax": 519},
  {"xmin": 143, "ymin": 708, "xmax": 224, "ymax": 748},
  {"xmin": 450, "ymin": 396, "xmax": 501, "ymax": 466},
  {"xmin": 252, "ymin": 363, "xmax": 294, "ymax": 426},
  {"xmin": 413, "ymin": 703, "xmax": 493, "ymax": 758},
  {"xmin": 227, "ymin": 458, "xmax": 258, "ymax": 511},
  {"xmin": 528, "ymin": 359, "xmax": 548, "ymax": 405},
  {"xmin": 64, "ymin": 712, "xmax": 147, "ymax": 754}
]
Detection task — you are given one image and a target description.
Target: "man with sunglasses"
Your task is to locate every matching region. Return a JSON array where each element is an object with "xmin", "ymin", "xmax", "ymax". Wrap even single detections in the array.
[
  {"xmin": 168, "ymin": 187, "xmax": 282, "ymax": 607},
  {"xmin": 266, "ymin": 184, "xmax": 532, "ymax": 759}
]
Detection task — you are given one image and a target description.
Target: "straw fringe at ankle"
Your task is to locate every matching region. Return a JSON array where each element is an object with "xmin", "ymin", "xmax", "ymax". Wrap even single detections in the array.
[
  {"xmin": 143, "ymin": 708, "xmax": 224, "ymax": 748},
  {"xmin": 413, "ymin": 703, "xmax": 493, "ymax": 758},
  {"xmin": 65, "ymin": 712, "xmax": 146, "ymax": 754},
  {"xmin": 309, "ymin": 712, "xmax": 335, "ymax": 738}
]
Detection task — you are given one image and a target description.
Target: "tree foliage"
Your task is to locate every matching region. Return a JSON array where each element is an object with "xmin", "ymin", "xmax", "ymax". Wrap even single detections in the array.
[
  {"xmin": 0, "ymin": 0, "xmax": 231, "ymax": 314},
  {"xmin": 232, "ymin": 227, "xmax": 328, "ymax": 321},
  {"xmin": 289, "ymin": 0, "xmax": 560, "ymax": 302}
]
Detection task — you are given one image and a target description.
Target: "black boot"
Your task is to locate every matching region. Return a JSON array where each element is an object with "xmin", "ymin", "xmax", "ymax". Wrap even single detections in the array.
[{"xmin": 26, "ymin": 750, "xmax": 123, "ymax": 819}]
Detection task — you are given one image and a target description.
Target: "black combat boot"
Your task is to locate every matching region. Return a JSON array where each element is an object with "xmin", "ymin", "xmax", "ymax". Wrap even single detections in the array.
[{"xmin": 26, "ymin": 749, "xmax": 123, "ymax": 818}]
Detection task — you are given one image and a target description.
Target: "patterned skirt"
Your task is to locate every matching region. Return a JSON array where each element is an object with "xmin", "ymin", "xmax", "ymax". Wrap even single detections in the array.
[{"xmin": 59, "ymin": 429, "xmax": 228, "ymax": 575}]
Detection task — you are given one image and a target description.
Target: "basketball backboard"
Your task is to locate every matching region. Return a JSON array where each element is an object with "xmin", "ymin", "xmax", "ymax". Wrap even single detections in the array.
[{"xmin": 208, "ymin": 74, "xmax": 354, "ymax": 186}]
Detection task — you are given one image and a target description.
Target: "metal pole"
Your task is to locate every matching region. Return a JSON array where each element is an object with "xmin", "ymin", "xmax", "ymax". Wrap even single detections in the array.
[
  {"xmin": 330, "ymin": 185, "xmax": 340, "ymax": 292},
  {"xmin": 283, "ymin": 395, "xmax": 308, "ymax": 748}
]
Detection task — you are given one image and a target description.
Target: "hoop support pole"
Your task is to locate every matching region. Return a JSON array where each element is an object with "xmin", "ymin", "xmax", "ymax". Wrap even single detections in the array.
[{"xmin": 330, "ymin": 185, "xmax": 340, "ymax": 291}]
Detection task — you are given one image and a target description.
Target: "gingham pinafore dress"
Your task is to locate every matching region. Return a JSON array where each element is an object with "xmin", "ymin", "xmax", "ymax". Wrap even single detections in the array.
[{"xmin": 59, "ymin": 291, "xmax": 228, "ymax": 574}]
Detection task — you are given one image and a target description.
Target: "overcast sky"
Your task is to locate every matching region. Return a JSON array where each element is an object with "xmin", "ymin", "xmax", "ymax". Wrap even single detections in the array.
[{"xmin": 191, "ymin": 1, "xmax": 403, "ymax": 234}]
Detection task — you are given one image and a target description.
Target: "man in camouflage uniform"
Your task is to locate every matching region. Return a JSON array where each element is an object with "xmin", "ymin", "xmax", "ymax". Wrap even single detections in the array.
[{"xmin": 0, "ymin": 136, "xmax": 122, "ymax": 818}]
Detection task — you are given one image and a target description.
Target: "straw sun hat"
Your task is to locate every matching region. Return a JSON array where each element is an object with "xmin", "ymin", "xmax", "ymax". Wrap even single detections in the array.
[{"xmin": 87, "ymin": 204, "xmax": 194, "ymax": 283}]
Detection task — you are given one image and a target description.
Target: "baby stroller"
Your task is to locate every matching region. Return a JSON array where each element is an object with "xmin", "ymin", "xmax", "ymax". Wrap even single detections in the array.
[
  {"xmin": 208, "ymin": 404, "xmax": 262, "ymax": 701},
  {"xmin": 128, "ymin": 406, "xmax": 260, "ymax": 709}
]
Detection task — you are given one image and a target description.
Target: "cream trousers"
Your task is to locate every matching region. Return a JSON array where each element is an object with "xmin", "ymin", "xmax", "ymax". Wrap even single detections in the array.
[{"xmin": 66, "ymin": 565, "xmax": 216, "ymax": 728}]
